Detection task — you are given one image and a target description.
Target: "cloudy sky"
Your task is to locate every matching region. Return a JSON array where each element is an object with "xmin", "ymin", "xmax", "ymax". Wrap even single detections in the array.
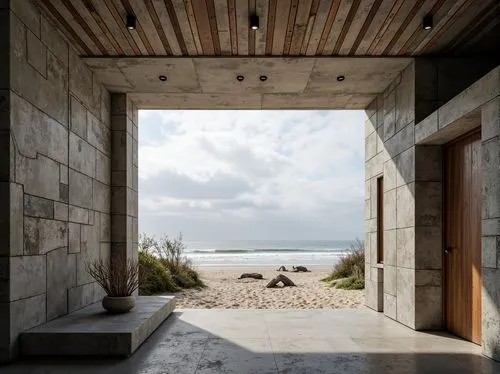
[{"xmin": 139, "ymin": 110, "xmax": 366, "ymax": 241}]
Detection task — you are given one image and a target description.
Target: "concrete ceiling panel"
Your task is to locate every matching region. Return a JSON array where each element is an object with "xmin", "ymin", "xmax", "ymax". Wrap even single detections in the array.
[
  {"xmin": 307, "ymin": 58, "xmax": 412, "ymax": 94},
  {"xmin": 83, "ymin": 57, "xmax": 412, "ymax": 109},
  {"xmin": 193, "ymin": 58, "xmax": 316, "ymax": 94},
  {"xmin": 128, "ymin": 93, "xmax": 263, "ymax": 109}
]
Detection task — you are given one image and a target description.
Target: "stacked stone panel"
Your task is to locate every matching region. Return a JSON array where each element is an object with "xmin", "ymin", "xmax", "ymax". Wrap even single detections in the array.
[{"xmin": 0, "ymin": 0, "xmax": 114, "ymax": 361}]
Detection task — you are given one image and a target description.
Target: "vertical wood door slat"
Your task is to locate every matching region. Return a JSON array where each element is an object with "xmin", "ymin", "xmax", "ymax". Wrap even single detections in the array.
[{"xmin": 444, "ymin": 130, "xmax": 482, "ymax": 345}]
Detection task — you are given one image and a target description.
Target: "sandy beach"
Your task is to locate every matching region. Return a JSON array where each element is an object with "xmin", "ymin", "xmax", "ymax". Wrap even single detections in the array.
[{"xmin": 174, "ymin": 267, "xmax": 364, "ymax": 309}]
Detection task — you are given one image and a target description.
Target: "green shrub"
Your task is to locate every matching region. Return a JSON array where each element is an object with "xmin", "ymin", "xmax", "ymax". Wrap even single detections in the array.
[
  {"xmin": 138, "ymin": 233, "xmax": 204, "ymax": 293},
  {"xmin": 323, "ymin": 239, "xmax": 365, "ymax": 290},
  {"xmin": 138, "ymin": 250, "xmax": 180, "ymax": 295},
  {"xmin": 335, "ymin": 276, "xmax": 365, "ymax": 290}
]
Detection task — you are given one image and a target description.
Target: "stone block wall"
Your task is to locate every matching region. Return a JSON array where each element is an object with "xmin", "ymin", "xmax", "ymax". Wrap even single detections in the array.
[
  {"xmin": 366, "ymin": 61, "xmax": 500, "ymax": 360},
  {"xmin": 0, "ymin": 0, "xmax": 140, "ymax": 362},
  {"xmin": 415, "ymin": 67, "xmax": 500, "ymax": 360}
]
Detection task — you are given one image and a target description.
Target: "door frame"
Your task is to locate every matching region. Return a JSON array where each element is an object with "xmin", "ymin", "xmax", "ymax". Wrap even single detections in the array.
[{"xmin": 442, "ymin": 127, "xmax": 482, "ymax": 343}]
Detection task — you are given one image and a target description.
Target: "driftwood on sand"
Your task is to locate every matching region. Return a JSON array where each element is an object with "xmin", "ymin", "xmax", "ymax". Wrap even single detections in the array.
[
  {"xmin": 266, "ymin": 274, "xmax": 296, "ymax": 288},
  {"xmin": 292, "ymin": 266, "xmax": 310, "ymax": 272},
  {"xmin": 238, "ymin": 273, "xmax": 264, "ymax": 280},
  {"xmin": 276, "ymin": 266, "xmax": 288, "ymax": 271}
]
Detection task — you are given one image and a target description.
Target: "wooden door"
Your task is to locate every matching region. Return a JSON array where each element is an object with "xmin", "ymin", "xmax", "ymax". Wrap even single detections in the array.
[{"xmin": 444, "ymin": 129, "xmax": 482, "ymax": 344}]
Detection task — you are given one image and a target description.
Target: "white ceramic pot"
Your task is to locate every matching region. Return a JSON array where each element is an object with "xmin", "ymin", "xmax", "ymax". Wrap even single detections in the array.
[{"xmin": 102, "ymin": 296, "xmax": 136, "ymax": 313}]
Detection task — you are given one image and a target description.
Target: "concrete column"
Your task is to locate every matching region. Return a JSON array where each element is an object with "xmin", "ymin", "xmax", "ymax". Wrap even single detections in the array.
[
  {"xmin": 110, "ymin": 94, "xmax": 139, "ymax": 267},
  {"xmin": 481, "ymin": 97, "xmax": 500, "ymax": 361}
]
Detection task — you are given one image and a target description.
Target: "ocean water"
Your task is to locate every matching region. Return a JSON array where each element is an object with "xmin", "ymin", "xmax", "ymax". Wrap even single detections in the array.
[{"xmin": 184, "ymin": 240, "xmax": 358, "ymax": 268}]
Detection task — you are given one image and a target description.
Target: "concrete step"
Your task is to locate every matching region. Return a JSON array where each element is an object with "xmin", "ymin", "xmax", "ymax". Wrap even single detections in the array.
[{"xmin": 20, "ymin": 296, "xmax": 176, "ymax": 357}]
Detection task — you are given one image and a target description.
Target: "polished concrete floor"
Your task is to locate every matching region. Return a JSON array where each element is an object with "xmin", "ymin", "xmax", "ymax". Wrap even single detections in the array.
[{"xmin": 3, "ymin": 308, "xmax": 499, "ymax": 373}]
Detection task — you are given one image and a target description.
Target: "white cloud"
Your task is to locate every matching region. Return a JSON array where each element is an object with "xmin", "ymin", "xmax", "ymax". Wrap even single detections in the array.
[{"xmin": 139, "ymin": 110, "xmax": 366, "ymax": 240}]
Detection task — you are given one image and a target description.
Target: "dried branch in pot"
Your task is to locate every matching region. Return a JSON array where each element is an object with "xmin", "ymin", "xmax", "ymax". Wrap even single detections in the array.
[{"xmin": 85, "ymin": 256, "xmax": 139, "ymax": 297}]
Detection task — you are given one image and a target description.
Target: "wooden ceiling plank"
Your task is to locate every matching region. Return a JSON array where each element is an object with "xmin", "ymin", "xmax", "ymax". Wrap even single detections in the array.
[
  {"xmin": 382, "ymin": 0, "xmax": 425, "ymax": 55},
  {"xmin": 424, "ymin": 0, "xmax": 492, "ymax": 54},
  {"xmin": 271, "ymin": 0, "xmax": 291, "ymax": 55},
  {"xmin": 86, "ymin": 0, "xmax": 128, "ymax": 55},
  {"xmin": 265, "ymin": 0, "xmax": 277, "ymax": 55},
  {"xmin": 235, "ymin": 0, "xmax": 249, "ymax": 55},
  {"xmin": 79, "ymin": 0, "xmax": 122, "ymax": 55},
  {"xmin": 460, "ymin": 16, "xmax": 500, "ymax": 52},
  {"xmin": 412, "ymin": 0, "xmax": 470, "ymax": 55},
  {"xmin": 39, "ymin": 0, "xmax": 94, "ymax": 55},
  {"xmin": 366, "ymin": 0, "xmax": 404, "ymax": 54},
  {"xmin": 191, "ymin": 0, "xmax": 215, "ymax": 54},
  {"xmin": 206, "ymin": 0, "xmax": 222, "ymax": 54},
  {"xmin": 283, "ymin": 0, "xmax": 299, "ymax": 55},
  {"xmin": 255, "ymin": 0, "xmax": 269, "ymax": 55},
  {"xmin": 103, "ymin": 0, "xmax": 142, "ymax": 55},
  {"xmin": 354, "ymin": 0, "xmax": 396, "ymax": 55},
  {"xmin": 248, "ymin": 0, "xmax": 256, "ymax": 55},
  {"xmin": 349, "ymin": 0, "xmax": 382, "ymax": 55},
  {"xmin": 398, "ymin": 0, "xmax": 448, "ymax": 55},
  {"xmin": 65, "ymin": 0, "xmax": 110, "ymax": 54},
  {"xmin": 162, "ymin": 0, "xmax": 188, "ymax": 55},
  {"xmin": 333, "ymin": 0, "xmax": 365, "ymax": 55},
  {"xmin": 390, "ymin": 0, "xmax": 438, "ymax": 55},
  {"xmin": 228, "ymin": 0, "xmax": 238, "ymax": 54},
  {"xmin": 444, "ymin": 2, "xmax": 497, "ymax": 53},
  {"xmin": 306, "ymin": 0, "xmax": 334, "ymax": 55},
  {"xmin": 322, "ymin": 0, "xmax": 353, "ymax": 55},
  {"xmin": 300, "ymin": 0, "xmax": 320, "ymax": 55},
  {"xmin": 174, "ymin": 0, "xmax": 202, "ymax": 54},
  {"xmin": 112, "ymin": 0, "xmax": 152, "ymax": 54},
  {"xmin": 289, "ymin": 0, "xmax": 313, "ymax": 55},
  {"xmin": 213, "ymin": 0, "xmax": 232, "ymax": 55},
  {"xmin": 124, "ymin": 0, "xmax": 166, "ymax": 54},
  {"xmin": 145, "ymin": 0, "xmax": 173, "ymax": 54}
]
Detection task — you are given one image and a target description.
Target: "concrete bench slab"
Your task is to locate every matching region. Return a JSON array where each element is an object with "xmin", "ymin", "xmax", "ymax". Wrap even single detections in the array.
[{"xmin": 20, "ymin": 296, "xmax": 176, "ymax": 357}]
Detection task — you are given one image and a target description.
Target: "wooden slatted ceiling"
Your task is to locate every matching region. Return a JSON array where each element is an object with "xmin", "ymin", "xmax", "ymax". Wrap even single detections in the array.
[{"xmin": 37, "ymin": 0, "xmax": 499, "ymax": 57}]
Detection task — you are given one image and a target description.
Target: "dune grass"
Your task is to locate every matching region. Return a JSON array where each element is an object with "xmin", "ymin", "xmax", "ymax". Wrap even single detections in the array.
[
  {"xmin": 138, "ymin": 233, "xmax": 204, "ymax": 295},
  {"xmin": 322, "ymin": 239, "xmax": 365, "ymax": 290}
]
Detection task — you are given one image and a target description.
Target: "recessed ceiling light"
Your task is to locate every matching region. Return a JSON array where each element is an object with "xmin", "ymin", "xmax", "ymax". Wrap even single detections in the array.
[
  {"xmin": 237, "ymin": 75, "xmax": 245, "ymax": 82},
  {"xmin": 337, "ymin": 75, "xmax": 345, "ymax": 82},
  {"xmin": 250, "ymin": 15, "xmax": 259, "ymax": 30},
  {"xmin": 422, "ymin": 14, "xmax": 433, "ymax": 30},
  {"xmin": 126, "ymin": 14, "xmax": 136, "ymax": 30},
  {"xmin": 259, "ymin": 75, "xmax": 267, "ymax": 82},
  {"xmin": 158, "ymin": 75, "xmax": 167, "ymax": 81}
]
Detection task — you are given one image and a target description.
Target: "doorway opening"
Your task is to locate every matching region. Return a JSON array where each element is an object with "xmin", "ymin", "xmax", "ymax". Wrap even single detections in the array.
[{"xmin": 138, "ymin": 109, "xmax": 366, "ymax": 309}]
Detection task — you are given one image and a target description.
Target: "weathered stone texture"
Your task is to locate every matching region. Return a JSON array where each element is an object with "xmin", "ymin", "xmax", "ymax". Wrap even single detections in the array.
[
  {"xmin": 24, "ymin": 217, "xmax": 67, "ymax": 255},
  {"xmin": 9, "ymin": 256, "xmax": 46, "ymax": 301},
  {"xmin": 2, "ymin": 1, "xmax": 113, "ymax": 361},
  {"xmin": 24, "ymin": 195, "xmax": 54, "ymax": 219},
  {"xmin": 47, "ymin": 248, "xmax": 76, "ymax": 321},
  {"xmin": 69, "ymin": 170, "xmax": 93, "ymax": 209},
  {"xmin": 69, "ymin": 132, "xmax": 95, "ymax": 178}
]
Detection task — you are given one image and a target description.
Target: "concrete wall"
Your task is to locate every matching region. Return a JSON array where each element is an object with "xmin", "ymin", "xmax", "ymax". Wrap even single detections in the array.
[
  {"xmin": 0, "ymin": 0, "xmax": 138, "ymax": 362},
  {"xmin": 365, "ymin": 62, "xmax": 500, "ymax": 360}
]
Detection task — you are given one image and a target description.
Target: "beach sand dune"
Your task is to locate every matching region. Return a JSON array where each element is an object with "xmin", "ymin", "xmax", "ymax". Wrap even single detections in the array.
[{"xmin": 173, "ymin": 267, "xmax": 364, "ymax": 309}]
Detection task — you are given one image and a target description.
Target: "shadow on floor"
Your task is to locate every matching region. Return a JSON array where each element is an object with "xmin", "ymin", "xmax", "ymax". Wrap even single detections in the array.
[{"xmin": 2, "ymin": 309, "xmax": 499, "ymax": 374}]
